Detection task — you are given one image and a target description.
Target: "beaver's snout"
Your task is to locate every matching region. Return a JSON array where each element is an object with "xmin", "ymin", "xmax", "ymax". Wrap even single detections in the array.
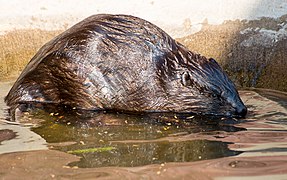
[{"xmin": 234, "ymin": 104, "xmax": 247, "ymax": 117}]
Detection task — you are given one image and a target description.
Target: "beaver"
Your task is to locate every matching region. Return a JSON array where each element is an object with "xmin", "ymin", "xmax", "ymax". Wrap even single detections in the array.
[{"xmin": 5, "ymin": 14, "xmax": 247, "ymax": 120}]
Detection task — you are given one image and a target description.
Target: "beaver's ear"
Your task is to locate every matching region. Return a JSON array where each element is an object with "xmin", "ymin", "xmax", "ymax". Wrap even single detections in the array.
[{"xmin": 181, "ymin": 72, "xmax": 192, "ymax": 86}]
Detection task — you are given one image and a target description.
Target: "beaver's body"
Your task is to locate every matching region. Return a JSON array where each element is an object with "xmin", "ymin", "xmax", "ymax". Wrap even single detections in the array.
[{"xmin": 5, "ymin": 14, "xmax": 247, "ymax": 119}]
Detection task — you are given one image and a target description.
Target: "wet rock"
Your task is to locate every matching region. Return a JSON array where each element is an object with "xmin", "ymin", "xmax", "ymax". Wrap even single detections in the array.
[{"xmin": 178, "ymin": 14, "xmax": 287, "ymax": 92}]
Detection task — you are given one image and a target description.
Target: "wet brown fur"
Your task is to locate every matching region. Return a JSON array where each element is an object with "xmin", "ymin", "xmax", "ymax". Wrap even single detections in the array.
[{"xmin": 5, "ymin": 14, "xmax": 247, "ymax": 119}]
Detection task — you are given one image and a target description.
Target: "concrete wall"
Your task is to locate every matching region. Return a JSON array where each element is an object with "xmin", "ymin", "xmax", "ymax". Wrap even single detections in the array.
[
  {"xmin": 1, "ymin": 0, "xmax": 287, "ymax": 91},
  {"xmin": 1, "ymin": 0, "xmax": 287, "ymax": 37}
]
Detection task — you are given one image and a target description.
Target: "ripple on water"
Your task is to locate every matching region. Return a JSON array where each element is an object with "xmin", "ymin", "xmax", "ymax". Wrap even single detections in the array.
[{"xmin": 1, "ymin": 80, "xmax": 287, "ymax": 179}]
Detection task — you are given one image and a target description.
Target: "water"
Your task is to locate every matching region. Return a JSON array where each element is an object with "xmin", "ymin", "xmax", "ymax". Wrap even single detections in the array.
[{"xmin": 1, "ymin": 81, "xmax": 287, "ymax": 179}]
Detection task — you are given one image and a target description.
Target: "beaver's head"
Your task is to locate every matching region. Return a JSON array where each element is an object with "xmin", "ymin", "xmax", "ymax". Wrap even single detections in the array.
[{"xmin": 179, "ymin": 57, "xmax": 247, "ymax": 118}]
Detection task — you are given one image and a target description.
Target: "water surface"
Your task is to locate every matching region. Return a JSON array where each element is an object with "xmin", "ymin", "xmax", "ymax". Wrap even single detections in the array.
[{"xmin": 0, "ymin": 81, "xmax": 287, "ymax": 179}]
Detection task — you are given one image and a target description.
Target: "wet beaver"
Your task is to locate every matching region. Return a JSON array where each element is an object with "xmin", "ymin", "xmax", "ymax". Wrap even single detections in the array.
[{"xmin": 5, "ymin": 14, "xmax": 247, "ymax": 119}]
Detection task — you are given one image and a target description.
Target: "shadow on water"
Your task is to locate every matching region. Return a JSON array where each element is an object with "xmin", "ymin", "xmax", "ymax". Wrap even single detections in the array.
[{"xmin": 25, "ymin": 110, "xmax": 244, "ymax": 168}]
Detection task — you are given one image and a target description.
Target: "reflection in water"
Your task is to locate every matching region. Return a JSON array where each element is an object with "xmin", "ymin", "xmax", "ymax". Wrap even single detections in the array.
[
  {"xmin": 69, "ymin": 140, "xmax": 240, "ymax": 168},
  {"xmin": 30, "ymin": 112, "xmax": 243, "ymax": 167},
  {"xmin": 1, "ymin": 87, "xmax": 287, "ymax": 179}
]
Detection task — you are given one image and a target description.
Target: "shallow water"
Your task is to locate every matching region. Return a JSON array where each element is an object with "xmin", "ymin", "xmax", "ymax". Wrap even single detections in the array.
[{"xmin": 0, "ymin": 81, "xmax": 287, "ymax": 179}]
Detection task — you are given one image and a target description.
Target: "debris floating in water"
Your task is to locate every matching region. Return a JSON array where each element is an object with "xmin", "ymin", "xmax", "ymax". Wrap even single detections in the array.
[{"xmin": 67, "ymin": 147, "xmax": 116, "ymax": 154}]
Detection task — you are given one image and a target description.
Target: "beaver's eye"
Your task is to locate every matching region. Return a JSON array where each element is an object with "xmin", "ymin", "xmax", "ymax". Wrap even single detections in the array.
[
  {"xmin": 181, "ymin": 72, "xmax": 192, "ymax": 86},
  {"xmin": 211, "ymin": 91, "xmax": 221, "ymax": 99}
]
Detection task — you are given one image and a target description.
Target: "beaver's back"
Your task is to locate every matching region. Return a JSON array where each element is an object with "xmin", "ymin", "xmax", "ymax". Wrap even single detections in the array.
[
  {"xmin": 5, "ymin": 14, "xmax": 187, "ymax": 112},
  {"xmin": 5, "ymin": 14, "xmax": 247, "ymax": 118}
]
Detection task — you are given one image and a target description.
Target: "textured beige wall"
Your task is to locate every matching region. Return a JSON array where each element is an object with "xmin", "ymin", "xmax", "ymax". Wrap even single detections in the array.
[
  {"xmin": 1, "ymin": 0, "xmax": 287, "ymax": 37},
  {"xmin": 1, "ymin": 0, "xmax": 287, "ymax": 91}
]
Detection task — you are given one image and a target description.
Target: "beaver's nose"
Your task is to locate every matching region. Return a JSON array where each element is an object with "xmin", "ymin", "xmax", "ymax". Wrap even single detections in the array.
[{"xmin": 234, "ymin": 105, "xmax": 247, "ymax": 118}]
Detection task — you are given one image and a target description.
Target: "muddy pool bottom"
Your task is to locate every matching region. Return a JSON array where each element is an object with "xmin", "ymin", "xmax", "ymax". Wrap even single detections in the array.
[{"xmin": 1, "ymin": 81, "xmax": 287, "ymax": 179}]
